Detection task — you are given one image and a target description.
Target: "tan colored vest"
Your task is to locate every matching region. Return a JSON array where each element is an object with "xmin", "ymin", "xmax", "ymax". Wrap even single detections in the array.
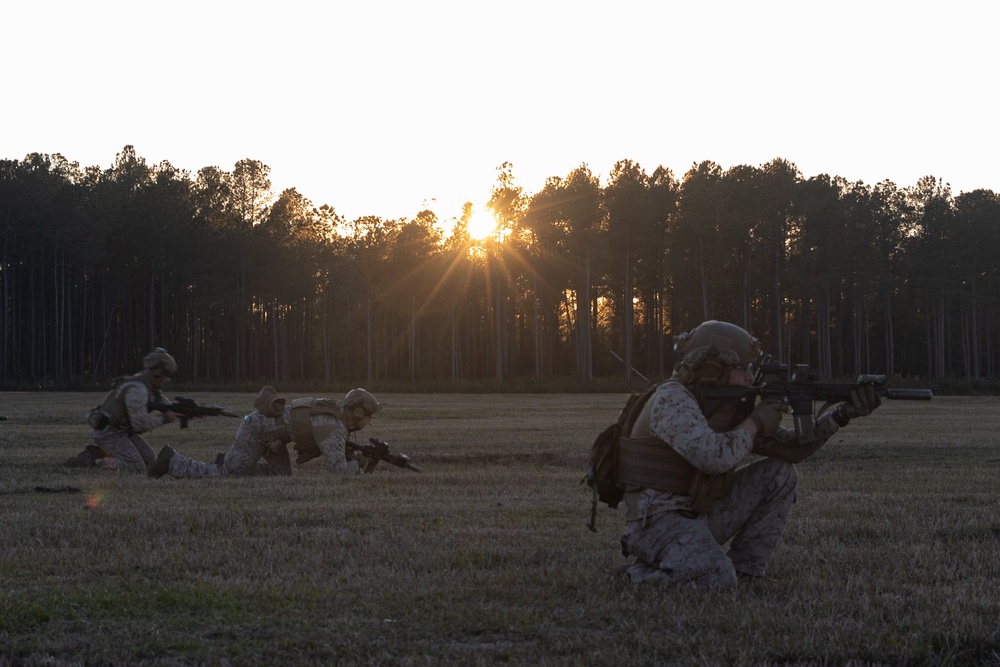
[
  {"xmin": 87, "ymin": 374, "xmax": 156, "ymax": 431},
  {"xmin": 616, "ymin": 382, "xmax": 740, "ymax": 514},
  {"xmin": 288, "ymin": 398, "xmax": 344, "ymax": 464}
]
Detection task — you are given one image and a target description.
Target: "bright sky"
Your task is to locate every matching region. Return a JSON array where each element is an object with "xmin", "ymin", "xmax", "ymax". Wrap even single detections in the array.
[{"xmin": 4, "ymin": 1, "xmax": 996, "ymax": 224}]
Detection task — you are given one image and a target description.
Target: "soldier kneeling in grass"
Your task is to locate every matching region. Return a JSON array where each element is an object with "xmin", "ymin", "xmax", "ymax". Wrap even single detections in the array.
[
  {"xmin": 149, "ymin": 386, "xmax": 380, "ymax": 479},
  {"xmin": 66, "ymin": 348, "xmax": 179, "ymax": 472},
  {"xmin": 618, "ymin": 320, "xmax": 881, "ymax": 587}
]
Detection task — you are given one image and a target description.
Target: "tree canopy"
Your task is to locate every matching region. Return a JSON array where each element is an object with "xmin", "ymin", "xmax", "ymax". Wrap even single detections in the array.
[{"xmin": 2, "ymin": 146, "xmax": 996, "ymax": 388}]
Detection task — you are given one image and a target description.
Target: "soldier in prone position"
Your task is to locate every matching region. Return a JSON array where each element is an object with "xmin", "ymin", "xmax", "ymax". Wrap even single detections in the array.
[
  {"xmin": 148, "ymin": 386, "xmax": 380, "ymax": 479},
  {"xmin": 66, "ymin": 348, "xmax": 179, "ymax": 472},
  {"xmin": 618, "ymin": 320, "xmax": 881, "ymax": 587}
]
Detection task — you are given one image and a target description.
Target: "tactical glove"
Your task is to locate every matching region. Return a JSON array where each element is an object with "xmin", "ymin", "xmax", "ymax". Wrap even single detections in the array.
[
  {"xmin": 833, "ymin": 386, "xmax": 881, "ymax": 425},
  {"xmin": 749, "ymin": 400, "xmax": 788, "ymax": 437}
]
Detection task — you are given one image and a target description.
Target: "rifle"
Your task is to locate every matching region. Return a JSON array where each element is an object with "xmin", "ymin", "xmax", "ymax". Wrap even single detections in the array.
[
  {"xmin": 148, "ymin": 396, "xmax": 242, "ymax": 429},
  {"xmin": 346, "ymin": 437, "xmax": 422, "ymax": 473},
  {"xmin": 700, "ymin": 360, "xmax": 932, "ymax": 444}
]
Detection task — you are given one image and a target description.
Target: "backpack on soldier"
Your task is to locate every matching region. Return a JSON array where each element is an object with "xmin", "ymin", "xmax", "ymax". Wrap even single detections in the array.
[{"xmin": 583, "ymin": 383, "xmax": 660, "ymax": 531}]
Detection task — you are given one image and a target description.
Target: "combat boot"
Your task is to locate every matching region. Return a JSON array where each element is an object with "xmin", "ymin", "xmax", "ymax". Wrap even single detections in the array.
[
  {"xmin": 63, "ymin": 448, "xmax": 96, "ymax": 468},
  {"xmin": 148, "ymin": 445, "xmax": 176, "ymax": 479},
  {"xmin": 86, "ymin": 444, "xmax": 108, "ymax": 459}
]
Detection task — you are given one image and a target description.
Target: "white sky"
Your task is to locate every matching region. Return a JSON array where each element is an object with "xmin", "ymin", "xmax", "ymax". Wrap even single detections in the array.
[{"xmin": 4, "ymin": 0, "xmax": 996, "ymax": 223}]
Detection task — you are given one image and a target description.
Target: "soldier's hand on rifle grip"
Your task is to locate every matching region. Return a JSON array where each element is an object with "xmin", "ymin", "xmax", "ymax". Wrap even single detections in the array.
[
  {"xmin": 748, "ymin": 401, "xmax": 788, "ymax": 438},
  {"xmin": 162, "ymin": 410, "xmax": 178, "ymax": 424},
  {"xmin": 836, "ymin": 386, "xmax": 881, "ymax": 424}
]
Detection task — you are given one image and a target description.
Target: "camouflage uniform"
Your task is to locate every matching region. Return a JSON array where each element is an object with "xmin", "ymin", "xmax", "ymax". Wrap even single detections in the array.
[
  {"xmin": 311, "ymin": 412, "xmax": 361, "ymax": 474},
  {"xmin": 620, "ymin": 380, "xmax": 839, "ymax": 587},
  {"xmin": 67, "ymin": 348, "xmax": 178, "ymax": 472},
  {"xmin": 164, "ymin": 410, "xmax": 294, "ymax": 478},
  {"xmin": 90, "ymin": 374, "xmax": 169, "ymax": 472},
  {"xmin": 158, "ymin": 388, "xmax": 366, "ymax": 479}
]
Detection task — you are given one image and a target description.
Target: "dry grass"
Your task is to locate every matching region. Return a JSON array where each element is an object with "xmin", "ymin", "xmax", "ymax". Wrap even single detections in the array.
[{"xmin": 1, "ymin": 391, "xmax": 999, "ymax": 666}]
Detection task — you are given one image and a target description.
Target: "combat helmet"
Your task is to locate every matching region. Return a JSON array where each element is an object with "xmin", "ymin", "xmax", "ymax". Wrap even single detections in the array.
[
  {"xmin": 672, "ymin": 320, "xmax": 761, "ymax": 385},
  {"xmin": 343, "ymin": 388, "xmax": 380, "ymax": 419},
  {"xmin": 143, "ymin": 347, "xmax": 178, "ymax": 377}
]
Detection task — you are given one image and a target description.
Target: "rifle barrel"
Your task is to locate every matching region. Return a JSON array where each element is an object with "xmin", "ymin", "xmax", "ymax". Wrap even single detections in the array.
[{"xmin": 885, "ymin": 388, "xmax": 933, "ymax": 400}]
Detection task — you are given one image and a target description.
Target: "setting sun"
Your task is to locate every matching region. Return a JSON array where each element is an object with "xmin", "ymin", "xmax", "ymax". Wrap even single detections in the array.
[{"xmin": 467, "ymin": 207, "xmax": 499, "ymax": 240}]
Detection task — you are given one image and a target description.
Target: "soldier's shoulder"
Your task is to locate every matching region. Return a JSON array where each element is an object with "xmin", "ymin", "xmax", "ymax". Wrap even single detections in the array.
[
  {"xmin": 651, "ymin": 381, "xmax": 698, "ymax": 416},
  {"xmin": 657, "ymin": 380, "xmax": 691, "ymax": 400},
  {"xmin": 116, "ymin": 374, "xmax": 148, "ymax": 392}
]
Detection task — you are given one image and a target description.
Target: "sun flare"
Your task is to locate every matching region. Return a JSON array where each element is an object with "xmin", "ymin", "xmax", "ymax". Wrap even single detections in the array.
[{"xmin": 467, "ymin": 207, "xmax": 499, "ymax": 240}]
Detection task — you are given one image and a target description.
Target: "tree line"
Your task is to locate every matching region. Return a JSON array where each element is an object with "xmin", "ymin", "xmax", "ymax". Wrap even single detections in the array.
[{"xmin": 2, "ymin": 146, "xmax": 998, "ymax": 389}]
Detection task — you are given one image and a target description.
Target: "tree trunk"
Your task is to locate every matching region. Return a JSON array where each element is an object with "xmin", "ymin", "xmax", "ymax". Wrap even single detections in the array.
[{"xmin": 623, "ymin": 230, "xmax": 633, "ymax": 383}]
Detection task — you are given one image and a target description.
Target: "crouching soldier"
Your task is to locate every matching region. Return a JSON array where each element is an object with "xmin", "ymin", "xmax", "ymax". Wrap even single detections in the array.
[
  {"xmin": 65, "ymin": 348, "xmax": 179, "ymax": 472},
  {"xmin": 618, "ymin": 320, "xmax": 881, "ymax": 587},
  {"xmin": 149, "ymin": 386, "xmax": 381, "ymax": 479}
]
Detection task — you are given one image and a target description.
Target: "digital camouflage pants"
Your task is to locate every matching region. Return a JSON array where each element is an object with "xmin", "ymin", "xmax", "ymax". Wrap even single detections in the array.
[
  {"xmin": 91, "ymin": 429, "xmax": 156, "ymax": 473},
  {"xmin": 166, "ymin": 413, "xmax": 291, "ymax": 478},
  {"xmin": 621, "ymin": 457, "xmax": 798, "ymax": 587}
]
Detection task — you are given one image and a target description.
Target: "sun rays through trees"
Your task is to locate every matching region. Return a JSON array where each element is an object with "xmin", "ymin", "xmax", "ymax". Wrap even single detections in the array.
[{"xmin": 1, "ymin": 147, "xmax": 998, "ymax": 387}]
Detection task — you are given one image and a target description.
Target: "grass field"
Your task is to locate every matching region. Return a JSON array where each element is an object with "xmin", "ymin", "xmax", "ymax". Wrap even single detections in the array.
[{"xmin": 1, "ymin": 391, "xmax": 998, "ymax": 666}]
